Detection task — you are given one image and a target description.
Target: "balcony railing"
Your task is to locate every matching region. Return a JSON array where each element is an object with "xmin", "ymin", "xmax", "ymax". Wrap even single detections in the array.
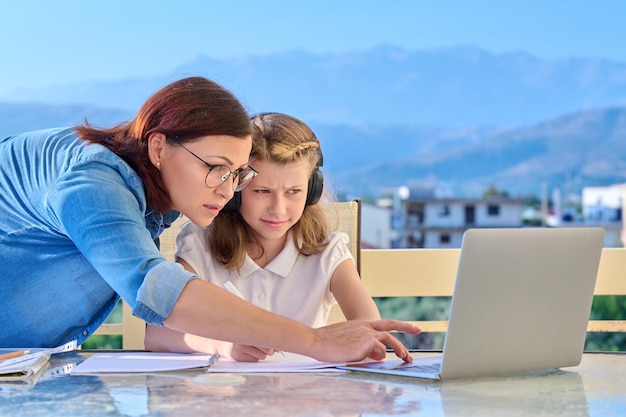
[{"xmin": 90, "ymin": 246, "xmax": 626, "ymax": 350}]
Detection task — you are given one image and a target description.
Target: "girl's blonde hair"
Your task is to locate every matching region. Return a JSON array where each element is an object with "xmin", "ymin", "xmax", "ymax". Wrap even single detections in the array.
[{"xmin": 208, "ymin": 113, "xmax": 330, "ymax": 270}]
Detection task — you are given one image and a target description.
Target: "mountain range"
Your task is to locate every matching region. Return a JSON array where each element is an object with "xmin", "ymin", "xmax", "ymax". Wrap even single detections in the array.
[
  {"xmin": 2, "ymin": 45, "xmax": 626, "ymax": 198},
  {"xmin": 333, "ymin": 106, "xmax": 626, "ymax": 198}
]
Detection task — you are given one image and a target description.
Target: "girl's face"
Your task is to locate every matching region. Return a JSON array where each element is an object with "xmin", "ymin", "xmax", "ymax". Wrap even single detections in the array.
[
  {"xmin": 239, "ymin": 159, "xmax": 312, "ymax": 247},
  {"xmin": 155, "ymin": 134, "xmax": 252, "ymax": 227}
]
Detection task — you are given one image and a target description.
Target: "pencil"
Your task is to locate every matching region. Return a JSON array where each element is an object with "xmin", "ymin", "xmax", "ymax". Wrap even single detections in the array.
[
  {"xmin": 0, "ymin": 350, "xmax": 29, "ymax": 361},
  {"xmin": 204, "ymin": 353, "xmax": 221, "ymax": 372}
]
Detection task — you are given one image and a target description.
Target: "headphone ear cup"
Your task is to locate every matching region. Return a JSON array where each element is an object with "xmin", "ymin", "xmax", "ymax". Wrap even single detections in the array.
[
  {"xmin": 224, "ymin": 191, "xmax": 242, "ymax": 212},
  {"xmin": 305, "ymin": 168, "xmax": 324, "ymax": 206}
]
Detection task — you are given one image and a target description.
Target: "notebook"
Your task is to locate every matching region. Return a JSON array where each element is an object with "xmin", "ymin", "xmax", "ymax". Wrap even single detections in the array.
[{"xmin": 340, "ymin": 227, "xmax": 605, "ymax": 380}]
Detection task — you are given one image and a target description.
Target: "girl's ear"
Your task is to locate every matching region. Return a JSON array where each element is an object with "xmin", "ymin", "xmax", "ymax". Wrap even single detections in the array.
[{"xmin": 147, "ymin": 133, "xmax": 166, "ymax": 168}]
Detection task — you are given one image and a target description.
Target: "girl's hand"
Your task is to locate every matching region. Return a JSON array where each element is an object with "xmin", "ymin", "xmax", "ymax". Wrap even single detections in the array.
[{"xmin": 228, "ymin": 343, "xmax": 280, "ymax": 362}]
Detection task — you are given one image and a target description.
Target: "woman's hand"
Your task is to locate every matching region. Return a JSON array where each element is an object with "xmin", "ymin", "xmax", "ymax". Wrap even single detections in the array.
[{"xmin": 308, "ymin": 319, "xmax": 420, "ymax": 363}]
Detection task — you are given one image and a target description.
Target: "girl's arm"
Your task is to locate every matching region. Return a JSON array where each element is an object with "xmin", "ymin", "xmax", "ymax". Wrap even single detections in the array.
[
  {"xmin": 144, "ymin": 323, "xmax": 232, "ymax": 354},
  {"xmin": 144, "ymin": 259, "xmax": 275, "ymax": 361},
  {"xmin": 329, "ymin": 259, "xmax": 381, "ymax": 321}
]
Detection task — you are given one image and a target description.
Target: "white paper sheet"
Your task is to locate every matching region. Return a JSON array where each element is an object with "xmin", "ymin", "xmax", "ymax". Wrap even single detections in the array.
[
  {"xmin": 207, "ymin": 352, "xmax": 345, "ymax": 373},
  {"xmin": 71, "ymin": 352, "xmax": 218, "ymax": 374},
  {"xmin": 71, "ymin": 351, "xmax": 345, "ymax": 374}
]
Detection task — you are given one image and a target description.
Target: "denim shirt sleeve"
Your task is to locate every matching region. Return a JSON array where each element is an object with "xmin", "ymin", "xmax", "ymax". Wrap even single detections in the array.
[{"xmin": 44, "ymin": 144, "xmax": 196, "ymax": 325}]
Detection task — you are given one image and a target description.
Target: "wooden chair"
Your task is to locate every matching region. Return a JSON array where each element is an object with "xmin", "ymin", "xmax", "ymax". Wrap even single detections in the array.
[
  {"xmin": 322, "ymin": 198, "xmax": 362, "ymax": 271},
  {"xmin": 322, "ymin": 199, "xmax": 362, "ymax": 325},
  {"xmin": 360, "ymin": 247, "xmax": 626, "ymax": 336}
]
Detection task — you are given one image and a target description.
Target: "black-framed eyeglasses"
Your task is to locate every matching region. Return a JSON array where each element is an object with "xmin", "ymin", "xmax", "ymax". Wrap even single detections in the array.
[{"xmin": 168, "ymin": 137, "xmax": 258, "ymax": 192}]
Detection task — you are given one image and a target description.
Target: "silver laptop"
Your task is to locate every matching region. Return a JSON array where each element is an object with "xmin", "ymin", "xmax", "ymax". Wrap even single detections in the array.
[{"xmin": 340, "ymin": 227, "xmax": 605, "ymax": 380}]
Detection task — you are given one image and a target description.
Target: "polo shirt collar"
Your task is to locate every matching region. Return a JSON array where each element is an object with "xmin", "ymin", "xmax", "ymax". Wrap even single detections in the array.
[{"xmin": 238, "ymin": 231, "xmax": 300, "ymax": 279}]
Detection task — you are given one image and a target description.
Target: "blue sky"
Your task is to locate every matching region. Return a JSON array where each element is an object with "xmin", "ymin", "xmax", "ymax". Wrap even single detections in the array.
[{"xmin": 1, "ymin": 0, "xmax": 625, "ymax": 94}]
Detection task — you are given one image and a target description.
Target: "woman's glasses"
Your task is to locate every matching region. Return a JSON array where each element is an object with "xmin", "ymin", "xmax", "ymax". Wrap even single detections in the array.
[{"xmin": 169, "ymin": 138, "xmax": 258, "ymax": 191}]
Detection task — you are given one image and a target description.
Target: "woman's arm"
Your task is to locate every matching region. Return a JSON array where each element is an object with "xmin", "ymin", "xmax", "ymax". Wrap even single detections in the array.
[
  {"xmin": 329, "ymin": 259, "xmax": 381, "ymax": 320},
  {"xmin": 144, "ymin": 258, "xmax": 224, "ymax": 355}
]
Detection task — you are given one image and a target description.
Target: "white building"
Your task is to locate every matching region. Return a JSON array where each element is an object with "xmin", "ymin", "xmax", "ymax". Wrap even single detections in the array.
[
  {"xmin": 360, "ymin": 202, "xmax": 394, "ymax": 249},
  {"xmin": 583, "ymin": 185, "xmax": 623, "ymax": 223},
  {"xmin": 393, "ymin": 186, "xmax": 524, "ymax": 248},
  {"xmin": 581, "ymin": 184, "xmax": 625, "ymax": 247}
]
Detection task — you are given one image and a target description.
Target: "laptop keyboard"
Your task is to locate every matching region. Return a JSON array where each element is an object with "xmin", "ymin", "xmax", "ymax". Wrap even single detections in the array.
[{"xmin": 399, "ymin": 362, "xmax": 441, "ymax": 373}]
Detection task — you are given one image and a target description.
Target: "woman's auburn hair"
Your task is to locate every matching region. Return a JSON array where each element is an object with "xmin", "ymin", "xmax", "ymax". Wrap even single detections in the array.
[
  {"xmin": 75, "ymin": 76, "xmax": 251, "ymax": 214},
  {"xmin": 208, "ymin": 113, "xmax": 330, "ymax": 271}
]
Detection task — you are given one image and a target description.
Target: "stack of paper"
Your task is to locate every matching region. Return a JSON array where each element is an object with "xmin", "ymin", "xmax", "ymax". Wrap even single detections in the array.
[
  {"xmin": 0, "ymin": 354, "xmax": 51, "ymax": 381},
  {"xmin": 0, "ymin": 340, "xmax": 77, "ymax": 382}
]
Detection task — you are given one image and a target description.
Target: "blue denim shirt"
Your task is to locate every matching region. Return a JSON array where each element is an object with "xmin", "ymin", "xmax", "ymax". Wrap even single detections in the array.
[{"xmin": 0, "ymin": 127, "xmax": 196, "ymax": 347}]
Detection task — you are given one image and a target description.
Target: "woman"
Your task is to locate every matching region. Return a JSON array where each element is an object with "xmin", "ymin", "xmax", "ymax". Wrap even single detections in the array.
[{"xmin": 0, "ymin": 76, "xmax": 419, "ymax": 363}]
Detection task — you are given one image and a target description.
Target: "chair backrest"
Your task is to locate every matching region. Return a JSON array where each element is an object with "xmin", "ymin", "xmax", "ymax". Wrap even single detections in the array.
[
  {"xmin": 322, "ymin": 199, "xmax": 362, "ymax": 325},
  {"xmin": 322, "ymin": 198, "xmax": 362, "ymax": 273},
  {"xmin": 159, "ymin": 215, "xmax": 189, "ymax": 262}
]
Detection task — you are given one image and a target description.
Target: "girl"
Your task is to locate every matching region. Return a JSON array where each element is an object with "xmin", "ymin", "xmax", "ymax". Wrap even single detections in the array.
[{"xmin": 145, "ymin": 113, "xmax": 382, "ymax": 361}]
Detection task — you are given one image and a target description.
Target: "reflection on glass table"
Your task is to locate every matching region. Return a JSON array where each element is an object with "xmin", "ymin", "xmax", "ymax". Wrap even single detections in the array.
[{"xmin": 0, "ymin": 351, "xmax": 625, "ymax": 417}]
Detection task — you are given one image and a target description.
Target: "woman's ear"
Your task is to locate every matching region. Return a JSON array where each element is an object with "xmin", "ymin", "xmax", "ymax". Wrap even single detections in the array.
[{"xmin": 147, "ymin": 133, "xmax": 166, "ymax": 169}]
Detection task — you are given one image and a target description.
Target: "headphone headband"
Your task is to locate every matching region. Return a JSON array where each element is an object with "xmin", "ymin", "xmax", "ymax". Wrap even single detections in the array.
[{"xmin": 224, "ymin": 112, "xmax": 324, "ymax": 211}]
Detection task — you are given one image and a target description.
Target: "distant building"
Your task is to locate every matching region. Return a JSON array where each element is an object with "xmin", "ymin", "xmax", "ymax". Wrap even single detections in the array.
[
  {"xmin": 360, "ymin": 202, "xmax": 395, "ymax": 249},
  {"xmin": 583, "ymin": 185, "xmax": 623, "ymax": 223},
  {"xmin": 581, "ymin": 184, "xmax": 625, "ymax": 247},
  {"xmin": 390, "ymin": 186, "xmax": 524, "ymax": 248},
  {"xmin": 360, "ymin": 184, "xmax": 626, "ymax": 249}
]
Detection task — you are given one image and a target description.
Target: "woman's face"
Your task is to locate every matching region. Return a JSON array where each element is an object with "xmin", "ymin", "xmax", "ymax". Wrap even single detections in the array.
[
  {"xmin": 156, "ymin": 134, "xmax": 252, "ymax": 227},
  {"xmin": 239, "ymin": 159, "xmax": 311, "ymax": 247}
]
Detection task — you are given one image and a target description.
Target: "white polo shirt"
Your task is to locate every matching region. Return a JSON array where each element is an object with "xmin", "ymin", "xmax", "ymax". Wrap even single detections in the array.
[{"xmin": 175, "ymin": 222, "xmax": 354, "ymax": 328}]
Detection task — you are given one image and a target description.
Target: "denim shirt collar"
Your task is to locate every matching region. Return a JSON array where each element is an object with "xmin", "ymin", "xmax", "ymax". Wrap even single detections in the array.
[{"xmin": 146, "ymin": 209, "xmax": 181, "ymax": 242}]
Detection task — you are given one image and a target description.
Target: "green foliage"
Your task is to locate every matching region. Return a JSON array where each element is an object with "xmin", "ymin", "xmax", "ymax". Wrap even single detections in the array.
[
  {"xmin": 585, "ymin": 332, "xmax": 626, "ymax": 352},
  {"xmin": 585, "ymin": 296, "xmax": 626, "ymax": 351},
  {"xmin": 81, "ymin": 335, "xmax": 122, "ymax": 350},
  {"xmin": 522, "ymin": 217, "xmax": 543, "ymax": 226},
  {"xmin": 377, "ymin": 295, "xmax": 626, "ymax": 351},
  {"xmin": 590, "ymin": 296, "xmax": 626, "ymax": 320},
  {"xmin": 375, "ymin": 297, "xmax": 451, "ymax": 350},
  {"xmin": 483, "ymin": 185, "xmax": 509, "ymax": 197},
  {"xmin": 81, "ymin": 300, "xmax": 124, "ymax": 350},
  {"xmin": 105, "ymin": 300, "xmax": 123, "ymax": 323}
]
